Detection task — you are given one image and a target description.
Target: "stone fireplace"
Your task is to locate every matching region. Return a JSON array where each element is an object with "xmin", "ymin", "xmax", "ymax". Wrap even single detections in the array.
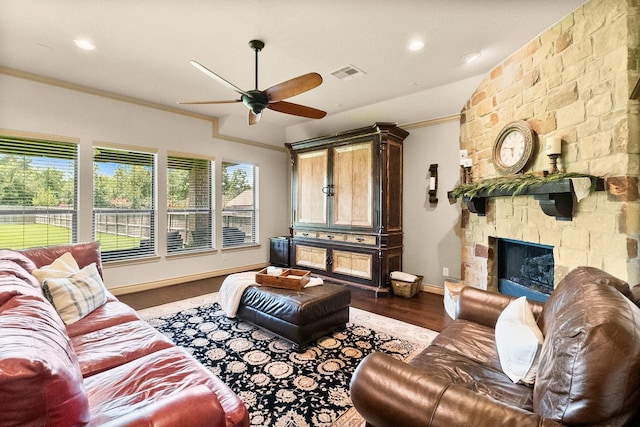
[{"xmin": 458, "ymin": 0, "xmax": 640, "ymax": 292}]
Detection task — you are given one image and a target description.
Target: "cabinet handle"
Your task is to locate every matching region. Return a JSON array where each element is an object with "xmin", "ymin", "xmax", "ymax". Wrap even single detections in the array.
[
  {"xmin": 326, "ymin": 235, "xmax": 334, "ymax": 240},
  {"xmin": 356, "ymin": 237, "xmax": 365, "ymax": 242},
  {"xmin": 321, "ymin": 185, "xmax": 335, "ymax": 196},
  {"xmin": 302, "ymin": 232, "xmax": 309, "ymax": 237}
]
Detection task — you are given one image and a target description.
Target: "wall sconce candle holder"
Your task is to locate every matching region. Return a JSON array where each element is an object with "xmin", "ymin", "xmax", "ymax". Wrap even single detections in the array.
[
  {"xmin": 428, "ymin": 164, "xmax": 438, "ymax": 204},
  {"xmin": 462, "ymin": 158, "xmax": 473, "ymax": 184},
  {"xmin": 547, "ymin": 153, "xmax": 561, "ymax": 174}
]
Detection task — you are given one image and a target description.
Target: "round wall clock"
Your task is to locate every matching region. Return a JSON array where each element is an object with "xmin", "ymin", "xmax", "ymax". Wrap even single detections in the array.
[{"xmin": 492, "ymin": 120, "xmax": 536, "ymax": 175}]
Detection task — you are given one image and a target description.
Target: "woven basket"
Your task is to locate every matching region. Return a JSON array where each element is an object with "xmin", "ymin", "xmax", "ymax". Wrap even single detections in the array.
[{"xmin": 390, "ymin": 275, "xmax": 423, "ymax": 298}]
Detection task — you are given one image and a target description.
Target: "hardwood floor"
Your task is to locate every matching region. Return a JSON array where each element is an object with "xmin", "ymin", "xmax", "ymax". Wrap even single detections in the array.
[{"xmin": 119, "ymin": 275, "xmax": 453, "ymax": 333}]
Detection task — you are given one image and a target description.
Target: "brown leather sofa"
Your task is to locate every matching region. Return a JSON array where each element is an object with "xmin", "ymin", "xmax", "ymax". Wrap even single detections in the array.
[
  {"xmin": 350, "ymin": 266, "xmax": 640, "ymax": 426},
  {"xmin": 0, "ymin": 242, "xmax": 249, "ymax": 427}
]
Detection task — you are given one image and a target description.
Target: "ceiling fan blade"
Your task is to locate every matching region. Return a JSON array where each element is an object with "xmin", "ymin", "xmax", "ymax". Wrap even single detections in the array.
[
  {"xmin": 264, "ymin": 73, "xmax": 323, "ymax": 102},
  {"xmin": 178, "ymin": 99, "xmax": 241, "ymax": 105},
  {"xmin": 249, "ymin": 110, "xmax": 262, "ymax": 125},
  {"xmin": 267, "ymin": 101, "xmax": 327, "ymax": 119},
  {"xmin": 190, "ymin": 60, "xmax": 252, "ymax": 98}
]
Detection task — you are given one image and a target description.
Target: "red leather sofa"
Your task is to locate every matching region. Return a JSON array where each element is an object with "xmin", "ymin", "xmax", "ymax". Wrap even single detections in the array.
[
  {"xmin": 350, "ymin": 266, "xmax": 640, "ymax": 426},
  {"xmin": 0, "ymin": 242, "xmax": 249, "ymax": 427}
]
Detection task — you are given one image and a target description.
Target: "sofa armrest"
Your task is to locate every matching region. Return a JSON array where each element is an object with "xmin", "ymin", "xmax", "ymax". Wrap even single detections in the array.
[
  {"xmin": 100, "ymin": 385, "xmax": 227, "ymax": 427},
  {"xmin": 457, "ymin": 286, "xmax": 544, "ymax": 328},
  {"xmin": 350, "ymin": 352, "xmax": 562, "ymax": 427}
]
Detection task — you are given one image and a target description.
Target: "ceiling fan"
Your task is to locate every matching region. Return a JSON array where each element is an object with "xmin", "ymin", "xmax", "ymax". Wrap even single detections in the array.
[{"xmin": 180, "ymin": 40, "xmax": 327, "ymax": 125}]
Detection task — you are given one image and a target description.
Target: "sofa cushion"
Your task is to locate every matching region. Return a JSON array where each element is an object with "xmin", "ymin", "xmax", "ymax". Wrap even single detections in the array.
[
  {"xmin": 410, "ymin": 345, "xmax": 535, "ymax": 411},
  {"xmin": 71, "ymin": 320, "xmax": 174, "ymax": 377},
  {"xmin": 430, "ymin": 319, "xmax": 503, "ymax": 373},
  {"xmin": 0, "ymin": 294, "xmax": 89, "ymax": 426},
  {"xmin": 495, "ymin": 296, "xmax": 543, "ymax": 385},
  {"xmin": 65, "ymin": 297, "xmax": 141, "ymax": 337},
  {"xmin": 32, "ymin": 251, "xmax": 80, "ymax": 283},
  {"xmin": 43, "ymin": 263, "xmax": 108, "ymax": 325},
  {"xmin": 20, "ymin": 241, "xmax": 103, "ymax": 278},
  {"xmin": 534, "ymin": 268, "xmax": 640, "ymax": 425},
  {"xmin": 84, "ymin": 346, "xmax": 249, "ymax": 427}
]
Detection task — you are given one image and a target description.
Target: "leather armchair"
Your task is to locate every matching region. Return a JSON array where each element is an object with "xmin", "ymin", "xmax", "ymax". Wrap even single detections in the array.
[{"xmin": 350, "ymin": 267, "xmax": 640, "ymax": 426}]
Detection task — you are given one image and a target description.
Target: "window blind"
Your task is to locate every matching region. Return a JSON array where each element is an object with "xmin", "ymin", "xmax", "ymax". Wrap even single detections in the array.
[
  {"xmin": 0, "ymin": 137, "xmax": 77, "ymax": 249},
  {"xmin": 222, "ymin": 161, "xmax": 257, "ymax": 248},
  {"xmin": 93, "ymin": 146, "xmax": 155, "ymax": 261},
  {"xmin": 167, "ymin": 155, "xmax": 213, "ymax": 253}
]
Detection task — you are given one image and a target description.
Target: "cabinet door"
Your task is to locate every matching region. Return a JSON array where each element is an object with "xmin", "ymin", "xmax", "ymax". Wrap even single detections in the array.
[
  {"xmin": 332, "ymin": 249, "xmax": 373, "ymax": 280},
  {"xmin": 332, "ymin": 141, "xmax": 373, "ymax": 228},
  {"xmin": 295, "ymin": 149, "xmax": 329, "ymax": 226},
  {"xmin": 294, "ymin": 244, "xmax": 327, "ymax": 271}
]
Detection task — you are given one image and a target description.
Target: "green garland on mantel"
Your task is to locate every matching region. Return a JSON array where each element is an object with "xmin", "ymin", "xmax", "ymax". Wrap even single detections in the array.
[{"xmin": 450, "ymin": 172, "xmax": 600, "ymax": 200}]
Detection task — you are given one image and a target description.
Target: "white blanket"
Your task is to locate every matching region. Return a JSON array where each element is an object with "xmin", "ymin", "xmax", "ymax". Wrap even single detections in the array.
[
  {"xmin": 218, "ymin": 271, "xmax": 258, "ymax": 318},
  {"xmin": 390, "ymin": 271, "xmax": 418, "ymax": 282}
]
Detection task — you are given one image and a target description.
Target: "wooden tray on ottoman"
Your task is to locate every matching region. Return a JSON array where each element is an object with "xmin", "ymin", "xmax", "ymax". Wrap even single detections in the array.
[{"xmin": 256, "ymin": 268, "xmax": 311, "ymax": 290}]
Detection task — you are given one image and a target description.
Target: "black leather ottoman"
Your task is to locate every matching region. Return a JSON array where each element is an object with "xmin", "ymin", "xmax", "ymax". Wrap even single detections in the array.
[{"xmin": 235, "ymin": 283, "xmax": 351, "ymax": 349}]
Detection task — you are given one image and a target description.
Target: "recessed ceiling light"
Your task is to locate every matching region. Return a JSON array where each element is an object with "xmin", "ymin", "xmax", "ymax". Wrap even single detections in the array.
[
  {"xmin": 461, "ymin": 52, "xmax": 481, "ymax": 63},
  {"xmin": 74, "ymin": 39, "xmax": 96, "ymax": 51},
  {"xmin": 408, "ymin": 40, "xmax": 424, "ymax": 51}
]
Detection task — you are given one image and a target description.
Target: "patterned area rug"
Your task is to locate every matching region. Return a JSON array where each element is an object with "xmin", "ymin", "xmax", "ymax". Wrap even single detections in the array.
[{"xmin": 139, "ymin": 293, "xmax": 437, "ymax": 426}]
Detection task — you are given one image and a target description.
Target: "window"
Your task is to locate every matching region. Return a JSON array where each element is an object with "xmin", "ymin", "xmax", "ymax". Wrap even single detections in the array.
[
  {"xmin": 93, "ymin": 146, "xmax": 155, "ymax": 261},
  {"xmin": 167, "ymin": 154, "xmax": 213, "ymax": 253},
  {"xmin": 222, "ymin": 161, "xmax": 257, "ymax": 247},
  {"xmin": 0, "ymin": 137, "xmax": 77, "ymax": 249}
]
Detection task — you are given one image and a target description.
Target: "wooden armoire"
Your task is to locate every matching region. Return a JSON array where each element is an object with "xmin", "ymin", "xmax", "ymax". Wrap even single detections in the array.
[{"xmin": 286, "ymin": 122, "xmax": 409, "ymax": 294}]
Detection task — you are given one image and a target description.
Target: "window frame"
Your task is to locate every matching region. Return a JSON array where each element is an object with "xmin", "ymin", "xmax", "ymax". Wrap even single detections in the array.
[
  {"xmin": 166, "ymin": 152, "xmax": 214, "ymax": 254},
  {"xmin": 0, "ymin": 134, "xmax": 78, "ymax": 249},
  {"xmin": 221, "ymin": 160, "xmax": 258, "ymax": 249},
  {"xmin": 92, "ymin": 143, "xmax": 157, "ymax": 262}
]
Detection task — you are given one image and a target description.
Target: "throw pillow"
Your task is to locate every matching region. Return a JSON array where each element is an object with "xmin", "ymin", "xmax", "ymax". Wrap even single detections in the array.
[
  {"xmin": 495, "ymin": 296, "xmax": 544, "ymax": 385},
  {"xmin": 32, "ymin": 252, "xmax": 80, "ymax": 283},
  {"xmin": 42, "ymin": 263, "xmax": 107, "ymax": 325}
]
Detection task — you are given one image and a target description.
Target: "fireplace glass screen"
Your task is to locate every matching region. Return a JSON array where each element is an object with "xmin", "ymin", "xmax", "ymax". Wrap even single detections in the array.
[{"xmin": 497, "ymin": 238, "xmax": 553, "ymax": 302}]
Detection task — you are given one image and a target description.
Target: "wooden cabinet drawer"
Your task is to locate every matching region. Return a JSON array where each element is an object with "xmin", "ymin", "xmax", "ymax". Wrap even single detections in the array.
[
  {"xmin": 345, "ymin": 234, "xmax": 377, "ymax": 245},
  {"xmin": 317, "ymin": 232, "xmax": 346, "ymax": 242},
  {"xmin": 294, "ymin": 230, "xmax": 317, "ymax": 239}
]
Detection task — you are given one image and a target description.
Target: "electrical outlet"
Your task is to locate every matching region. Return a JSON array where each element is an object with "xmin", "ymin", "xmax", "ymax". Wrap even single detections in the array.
[{"xmin": 443, "ymin": 267, "xmax": 449, "ymax": 276}]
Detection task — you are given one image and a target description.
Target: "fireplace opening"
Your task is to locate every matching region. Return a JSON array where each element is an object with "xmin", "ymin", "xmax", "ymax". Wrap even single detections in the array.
[{"xmin": 497, "ymin": 238, "xmax": 554, "ymax": 302}]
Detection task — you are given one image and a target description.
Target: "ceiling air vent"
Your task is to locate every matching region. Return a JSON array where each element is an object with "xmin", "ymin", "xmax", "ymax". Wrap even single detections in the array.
[{"xmin": 331, "ymin": 64, "xmax": 366, "ymax": 80}]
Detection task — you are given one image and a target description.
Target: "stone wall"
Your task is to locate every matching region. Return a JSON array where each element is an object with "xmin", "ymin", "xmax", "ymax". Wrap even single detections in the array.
[{"xmin": 459, "ymin": 0, "xmax": 639, "ymax": 290}]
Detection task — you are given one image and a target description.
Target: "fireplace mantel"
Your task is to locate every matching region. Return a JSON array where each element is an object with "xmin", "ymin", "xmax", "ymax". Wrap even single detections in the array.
[{"xmin": 463, "ymin": 177, "xmax": 605, "ymax": 221}]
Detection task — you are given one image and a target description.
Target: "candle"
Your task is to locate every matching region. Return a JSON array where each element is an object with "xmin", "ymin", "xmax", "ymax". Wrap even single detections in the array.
[
  {"xmin": 429, "ymin": 176, "xmax": 436, "ymax": 190},
  {"xmin": 463, "ymin": 158, "xmax": 473, "ymax": 168},
  {"xmin": 546, "ymin": 136, "xmax": 562, "ymax": 155},
  {"xmin": 459, "ymin": 150, "xmax": 468, "ymax": 166}
]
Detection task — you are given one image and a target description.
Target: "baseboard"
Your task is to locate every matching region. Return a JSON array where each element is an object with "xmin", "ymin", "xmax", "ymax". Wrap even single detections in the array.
[
  {"xmin": 421, "ymin": 283, "xmax": 444, "ymax": 295},
  {"xmin": 109, "ymin": 262, "xmax": 268, "ymax": 296}
]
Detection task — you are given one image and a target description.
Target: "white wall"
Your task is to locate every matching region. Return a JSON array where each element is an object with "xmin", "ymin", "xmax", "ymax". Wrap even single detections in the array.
[
  {"xmin": 402, "ymin": 121, "xmax": 462, "ymax": 287},
  {"xmin": 0, "ymin": 75, "xmax": 291, "ymax": 291}
]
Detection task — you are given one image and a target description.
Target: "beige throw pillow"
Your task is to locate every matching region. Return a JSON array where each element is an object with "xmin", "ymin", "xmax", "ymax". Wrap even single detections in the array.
[
  {"xmin": 32, "ymin": 252, "xmax": 80, "ymax": 283},
  {"xmin": 42, "ymin": 263, "xmax": 107, "ymax": 325},
  {"xmin": 495, "ymin": 296, "xmax": 544, "ymax": 385}
]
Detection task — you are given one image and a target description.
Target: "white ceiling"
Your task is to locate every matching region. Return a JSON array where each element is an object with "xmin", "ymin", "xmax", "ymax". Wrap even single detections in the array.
[{"xmin": 0, "ymin": 0, "xmax": 587, "ymax": 128}]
